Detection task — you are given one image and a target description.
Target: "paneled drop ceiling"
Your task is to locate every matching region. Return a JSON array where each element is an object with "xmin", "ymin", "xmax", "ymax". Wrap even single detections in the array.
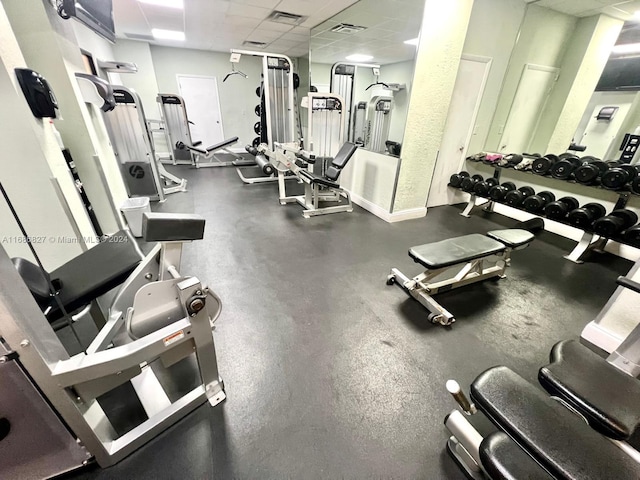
[
  {"xmin": 526, "ymin": 0, "xmax": 640, "ymax": 19},
  {"xmin": 112, "ymin": 0, "xmax": 360, "ymax": 56}
]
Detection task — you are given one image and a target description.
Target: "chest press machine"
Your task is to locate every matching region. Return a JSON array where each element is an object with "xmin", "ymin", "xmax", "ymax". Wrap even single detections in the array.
[
  {"xmin": 387, "ymin": 229, "xmax": 535, "ymax": 326},
  {"xmin": 443, "ymin": 276, "xmax": 640, "ymax": 479},
  {"xmin": 4, "ymin": 213, "xmax": 225, "ymax": 471}
]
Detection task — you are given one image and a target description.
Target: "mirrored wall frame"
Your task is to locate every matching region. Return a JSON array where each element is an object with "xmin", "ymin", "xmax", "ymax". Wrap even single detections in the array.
[{"xmin": 308, "ymin": 0, "xmax": 425, "ymax": 158}]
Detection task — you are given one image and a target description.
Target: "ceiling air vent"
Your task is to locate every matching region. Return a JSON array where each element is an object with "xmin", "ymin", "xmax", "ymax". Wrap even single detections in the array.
[
  {"xmin": 243, "ymin": 40, "xmax": 268, "ymax": 49},
  {"xmin": 124, "ymin": 32, "xmax": 155, "ymax": 41},
  {"xmin": 267, "ymin": 10, "xmax": 307, "ymax": 26},
  {"xmin": 330, "ymin": 23, "xmax": 367, "ymax": 35}
]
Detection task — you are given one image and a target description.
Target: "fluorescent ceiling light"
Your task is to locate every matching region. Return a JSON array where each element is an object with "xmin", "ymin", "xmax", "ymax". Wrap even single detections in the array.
[
  {"xmin": 152, "ymin": 29, "xmax": 185, "ymax": 41},
  {"xmin": 346, "ymin": 54, "xmax": 373, "ymax": 62},
  {"xmin": 612, "ymin": 43, "xmax": 640, "ymax": 55},
  {"xmin": 404, "ymin": 38, "xmax": 419, "ymax": 46},
  {"xmin": 138, "ymin": 0, "xmax": 184, "ymax": 8}
]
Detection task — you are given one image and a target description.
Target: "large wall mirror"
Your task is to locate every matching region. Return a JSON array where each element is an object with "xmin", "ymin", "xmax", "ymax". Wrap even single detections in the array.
[{"xmin": 309, "ymin": 0, "xmax": 424, "ymax": 158}]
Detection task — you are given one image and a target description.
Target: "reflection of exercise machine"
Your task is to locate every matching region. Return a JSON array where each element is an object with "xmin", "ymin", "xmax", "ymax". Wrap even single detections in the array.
[
  {"xmin": 156, "ymin": 93, "xmax": 250, "ymax": 169},
  {"xmin": 76, "ymin": 74, "xmax": 187, "ymax": 201},
  {"xmin": 443, "ymin": 277, "xmax": 640, "ymax": 479},
  {"xmin": 387, "ymin": 229, "xmax": 534, "ymax": 325},
  {"xmin": 232, "ymin": 50, "xmax": 300, "ymax": 184},
  {"xmin": 365, "ymin": 94, "xmax": 393, "ymax": 153},
  {"xmin": 3, "ymin": 212, "xmax": 226, "ymax": 473},
  {"xmin": 267, "ymin": 141, "xmax": 357, "ymax": 218}
]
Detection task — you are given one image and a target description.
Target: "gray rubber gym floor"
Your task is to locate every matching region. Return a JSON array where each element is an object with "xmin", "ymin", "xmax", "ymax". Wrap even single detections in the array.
[{"xmin": 69, "ymin": 161, "xmax": 632, "ymax": 479}]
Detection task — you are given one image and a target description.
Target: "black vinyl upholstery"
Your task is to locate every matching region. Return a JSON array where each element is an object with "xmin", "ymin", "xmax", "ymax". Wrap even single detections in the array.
[
  {"xmin": 331, "ymin": 142, "xmax": 358, "ymax": 169},
  {"xmin": 409, "ymin": 234, "xmax": 505, "ymax": 269},
  {"xmin": 188, "ymin": 136, "xmax": 239, "ymax": 155},
  {"xmin": 487, "ymin": 229, "xmax": 535, "ymax": 248},
  {"xmin": 13, "ymin": 230, "xmax": 141, "ymax": 322},
  {"xmin": 539, "ymin": 339, "xmax": 640, "ymax": 441},
  {"xmin": 298, "ymin": 170, "xmax": 340, "ymax": 188},
  {"xmin": 479, "ymin": 432, "xmax": 553, "ymax": 480},
  {"xmin": 299, "ymin": 142, "xmax": 358, "ymax": 186},
  {"xmin": 471, "ymin": 366, "xmax": 640, "ymax": 480}
]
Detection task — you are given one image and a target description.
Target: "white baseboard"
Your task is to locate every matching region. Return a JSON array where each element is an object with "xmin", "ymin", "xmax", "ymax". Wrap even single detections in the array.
[{"xmin": 349, "ymin": 192, "xmax": 427, "ymax": 223}]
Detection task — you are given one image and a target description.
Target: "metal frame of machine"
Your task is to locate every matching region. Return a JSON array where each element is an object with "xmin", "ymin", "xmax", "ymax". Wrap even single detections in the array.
[{"xmin": 0, "ymin": 216, "xmax": 225, "ymax": 470}]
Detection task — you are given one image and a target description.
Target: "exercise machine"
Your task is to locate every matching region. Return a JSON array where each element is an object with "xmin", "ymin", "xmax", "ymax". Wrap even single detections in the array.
[
  {"xmin": 156, "ymin": 93, "xmax": 250, "ymax": 169},
  {"xmin": 231, "ymin": 50, "xmax": 299, "ymax": 185},
  {"xmin": 364, "ymin": 93, "xmax": 393, "ymax": 154},
  {"xmin": 387, "ymin": 229, "xmax": 534, "ymax": 325},
  {"xmin": 1, "ymin": 212, "xmax": 225, "ymax": 475},
  {"xmin": 265, "ymin": 141, "xmax": 357, "ymax": 218},
  {"xmin": 76, "ymin": 75, "xmax": 187, "ymax": 201}
]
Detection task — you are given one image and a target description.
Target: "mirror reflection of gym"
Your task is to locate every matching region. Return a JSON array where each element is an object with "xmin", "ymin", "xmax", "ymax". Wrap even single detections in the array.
[{"xmin": 309, "ymin": 0, "xmax": 424, "ymax": 158}]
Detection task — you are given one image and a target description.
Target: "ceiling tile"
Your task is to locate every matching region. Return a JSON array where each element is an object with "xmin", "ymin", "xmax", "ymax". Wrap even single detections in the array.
[{"xmin": 227, "ymin": 3, "xmax": 272, "ymax": 19}]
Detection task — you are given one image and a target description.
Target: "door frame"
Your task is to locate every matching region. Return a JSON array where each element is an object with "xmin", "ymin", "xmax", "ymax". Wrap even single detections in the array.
[{"xmin": 176, "ymin": 74, "xmax": 226, "ymax": 141}]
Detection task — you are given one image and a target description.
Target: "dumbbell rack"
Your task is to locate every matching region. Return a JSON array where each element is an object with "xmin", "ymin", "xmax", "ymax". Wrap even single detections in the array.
[{"xmin": 459, "ymin": 163, "xmax": 636, "ymax": 264}]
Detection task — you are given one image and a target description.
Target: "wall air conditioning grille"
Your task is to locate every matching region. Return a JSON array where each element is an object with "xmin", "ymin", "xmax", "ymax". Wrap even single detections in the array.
[
  {"xmin": 267, "ymin": 10, "xmax": 307, "ymax": 25},
  {"xmin": 243, "ymin": 40, "xmax": 268, "ymax": 49},
  {"xmin": 330, "ymin": 23, "xmax": 367, "ymax": 35},
  {"xmin": 124, "ymin": 32, "xmax": 155, "ymax": 41}
]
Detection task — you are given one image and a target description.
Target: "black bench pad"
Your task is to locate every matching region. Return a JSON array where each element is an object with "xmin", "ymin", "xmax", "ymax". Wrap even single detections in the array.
[
  {"xmin": 188, "ymin": 136, "xmax": 239, "ymax": 155},
  {"xmin": 479, "ymin": 432, "xmax": 553, "ymax": 480},
  {"xmin": 48, "ymin": 231, "xmax": 141, "ymax": 321},
  {"xmin": 539, "ymin": 339, "xmax": 640, "ymax": 441},
  {"xmin": 487, "ymin": 229, "xmax": 534, "ymax": 248},
  {"xmin": 471, "ymin": 366, "xmax": 640, "ymax": 480},
  {"xmin": 409, "ymin": 234, "xmax": 505, "ymax": 269},
  {"xmin": 298, "ymin": 170, "xmax": 340, "ymax": 189}
]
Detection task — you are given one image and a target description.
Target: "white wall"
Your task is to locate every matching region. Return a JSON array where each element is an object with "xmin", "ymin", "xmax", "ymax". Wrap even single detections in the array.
[
  {"xmin": 379, "ymin": 60, "xmax": 413, "ymax": 143},
  {"xmin": 463, "ymin": 0, "xmax": 527, "ymax": 154},
  {"xmin": 484, "ymin": 4, "xmax": 577, "ymax": 152},
  {"xmin": 150, "ymin": 46, "xmax": 266, "ymax": 147}
]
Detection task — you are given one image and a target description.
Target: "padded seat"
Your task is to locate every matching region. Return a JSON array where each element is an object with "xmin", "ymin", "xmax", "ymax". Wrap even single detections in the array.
[
  {"xmin": 471, "ymin": 366, "xmax": 640, "ymax": 480},
  {"xmin": 13, "ymin": 230, "xmax": 141, "ymax": 322},
  {"xmin": 189, "ymin": 136, "xmax": 238, "ymax": 155},
  {"xmin": 479, "ymin": 432, "xmax": 553, "ymax": 480},
  {"xmin": 409, "ymin": 234, "xmax": 505, "ymax": 269},
  {"xmin": 539, "ymin": 339, "xmax": 640, "ymax": 440},
  {"xmin": 487, "ymin": 229, "xmax": 535, "ymax": 249},
  {"xmin": 298, "ymin": 170, "xmax": 340, "ymax": 188}
]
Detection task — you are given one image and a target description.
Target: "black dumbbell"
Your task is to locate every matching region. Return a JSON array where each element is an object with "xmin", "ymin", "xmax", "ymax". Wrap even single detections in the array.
[
  {"xmin": 544, "ymin": 196, "xmax": 580, "ymax": 220},
  {"xmin": 522, "ymin": 191, "xmax": 556, "ymax": 213},
  {"xmin": 252, "ymin": 137, "xmax": 261, "ymax": 148},
  {"xmin": 254, "ymin": 121, "xmax": 262, "ymax": 135},
  {"xmin": 593, "ymin": 209, "xmax": 639, "ymax": 238},
  {"xmin": 488, "ymin": 182, "xmax": 517, "ymax": 202},
  {"xmin": 449, "ymin": 171, "xmax": 470, "ymax": 188},
  {"xmin": 567, "ymin": 203, "xmax": 607, "ymax": 229},
  {"xmin": 623, "ymin": 224, "xmax": 640, "ymax": 247},
  {"xmin": 631, "ymin": 177, "xmax": 640, "ymax": 195},
  {"xmin": 549, "ymin": 157, "xmax": 582, "ymax": 180},
  {"xmin": 531, "ymin": 154, "xmax": 560, "ymax": 175},
  {"xmin": 601, "ymin": 164, "xmax": 639, "ymax": 190},
  {"xmin": 461, "ymin": 174, "xmax": 485, "ymax": 193},
  {"xmin": 559, "ymin": 153, "xmax": 580, "ymax": 160},
  {"xmin": 501, "ymin": 153, "xmax": 523, "ymax": 168},
  {"xmin": 255, "ymin": 105, "xmax": 261, "ymax": 116},
  {"xmin": 473, "ymin": 177, "xmax": 499, "ymax": 197},
  {"xmin": 505, "ymin": 186, "xmax": 536, "ymax": 207},
  {"xmin": 573, "ymin": 157, "xmax": 609, "ymax": 185}
]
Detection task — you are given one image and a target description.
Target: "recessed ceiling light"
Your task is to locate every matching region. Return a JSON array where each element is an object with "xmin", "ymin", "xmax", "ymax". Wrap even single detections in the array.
[
  {"xmin": 139, "ymin": 0, "xmax": 184, "ymax": 8},
  {"xmin": 635, "ymin": 10, "xmax": 640, "ymax": 18},
  {"xmin": 346, "ymin": 54, "xmax": 373, "ymax": 62},
  {"xmin": 612, "ymin": 43, "xmax": 640, "ymax": 55},
  {"xmin": 404, "ymin": 38, "xmax": 419, "ymax": 46},
  {"xmin": 152, "ymin": 29, "xmax": 185, "ymax": 41}
]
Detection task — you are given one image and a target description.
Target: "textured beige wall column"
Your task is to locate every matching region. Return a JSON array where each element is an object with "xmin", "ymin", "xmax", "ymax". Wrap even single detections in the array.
[
  {"xmin": 392, "ymin": 0, "xmax": 475, "ymax": 213},
  {"xmin": 544, "ymin": 14, "xmax": 623, "ymax": 154},
  {"xmin": 3, "ymin": 0, "xmax": 128, "ymax": 234}
]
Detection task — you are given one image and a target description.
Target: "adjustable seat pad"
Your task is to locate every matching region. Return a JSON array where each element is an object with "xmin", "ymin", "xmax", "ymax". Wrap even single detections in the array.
[
  {"xmin": 188, "ymin": 136, "xmax": 239, "ymax": 155},
  {"xmin": 471, "ymin": 366, "xmax": 640, "ymax": 480},
  {"xmin": 539, "ymin": 339, "xmax": 640, "ymax": 440},
  {"xmin": 409, "ymin": 234, "xmax": 505, "ymax": 269},
  {"xmin": 479, "ymin": 432, "xmax": 553, "ymax": 480},
  {"xmin": 487, "ymin": 229, "xmax": 534, "ymax": 248},
  {"xmin": 47, "ymin": 230, "xmax": 141, "ymax": 321},
  {"xmin": 298, "ymin": 170, "xmax": 340, "ymax": 188}
]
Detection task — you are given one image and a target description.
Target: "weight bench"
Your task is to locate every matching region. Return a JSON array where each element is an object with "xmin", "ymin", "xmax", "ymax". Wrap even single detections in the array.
[
  {"xmin": 12, "ymin": 230, "xmax": 143, "ymax": 329},
  {"xmin": 388, "ymin": 229, "xmax": 534, "ymax": 325},
  {"xmin": 178, "ymin": 136, "xmax": 249, "ymax": 168}
]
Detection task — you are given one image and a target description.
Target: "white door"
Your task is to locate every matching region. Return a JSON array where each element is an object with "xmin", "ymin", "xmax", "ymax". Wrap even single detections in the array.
[
  {"xmin": 428, "ymin": 55, "xmax": 492, "ymax": 208},
  {"xmin": 498, "ymin": 64, "xmax": 559, "ymax": 154},
  {"xmin": 177, "ymin": 75, "xmax": 225, "ymax": 147}
]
